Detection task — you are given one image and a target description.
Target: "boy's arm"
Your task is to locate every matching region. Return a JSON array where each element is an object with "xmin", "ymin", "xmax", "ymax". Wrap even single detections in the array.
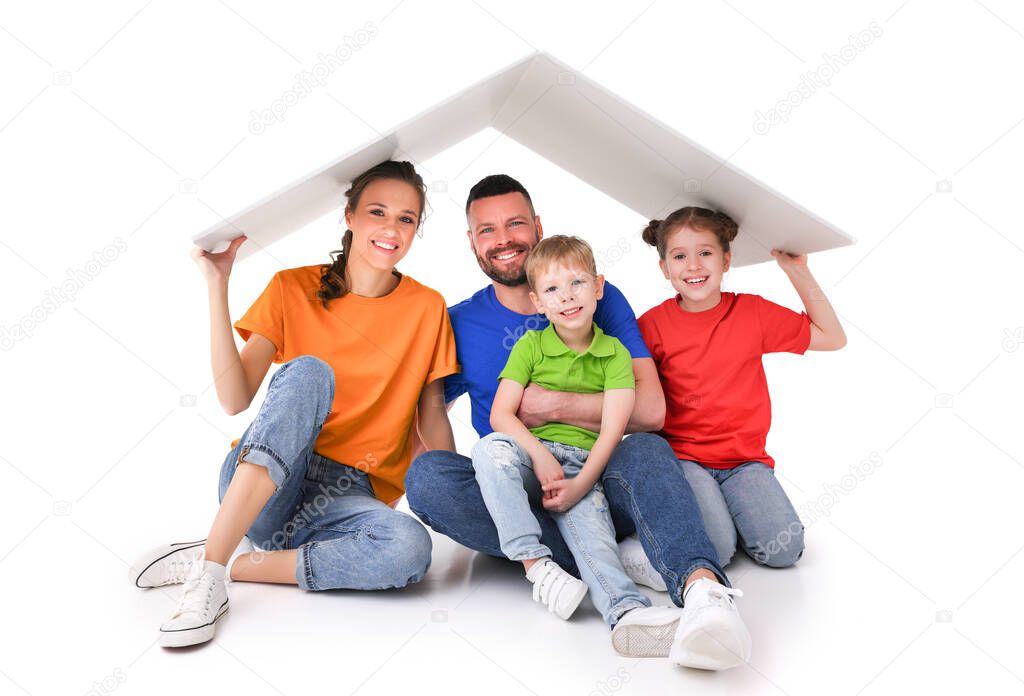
[
  {"xmin": 415, "ymin": 379, "xmax": 456, "ymax": 452},
  {"xmin": 491, "ymin": 379, "xmax": 565, "ymax": 490},
  {"xmin": 516, "ymin": 357, "xmax": 665, "ymax": 433},
  {"xmin": 542, "ymin": 388, "xmax": 634, "ymax": 513},
  {"xmin": 771, "ymin": 250, "xmax": 847, "ymax": 351}
]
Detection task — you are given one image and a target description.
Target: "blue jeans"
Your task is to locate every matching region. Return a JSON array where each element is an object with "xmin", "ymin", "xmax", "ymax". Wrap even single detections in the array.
[
  {"xmin": 407, "ymin": 432, "xmax": 727, "ymax": 607},
  {"xmin": 471, "ymin": 432, "xmax": 650, "ymax": 627},
  {"xmin": 679, "ymin": 460, "xmax": 805, "ymax": 568},
  {"xmin": 217, "ymin": 355, "xmax": 432, "ymax": 591}
]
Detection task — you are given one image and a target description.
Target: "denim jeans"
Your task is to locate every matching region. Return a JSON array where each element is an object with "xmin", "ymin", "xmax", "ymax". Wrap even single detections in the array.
[
  {"xmin": 217, "ymin": 355, "xmax": 432, "ymax": 591},
  {"xmin": 407, "ymin": 432, "xmax": 727, "ymax": 608},
  {"xmin": 679, "ymin": 459, "xmax": 805, "ymax": 568},
  {"xmin": 471, "ymin": 432, "xmax": 650, "ymax": 627}
]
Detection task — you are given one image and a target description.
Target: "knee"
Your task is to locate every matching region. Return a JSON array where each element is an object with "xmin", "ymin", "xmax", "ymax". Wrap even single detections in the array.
[
  {"xmin": 405, "ymin": 450, "xmax": 472, "ymax": 517},
  {"xmin": 277, "ymin": 355, "xmax": 335, "ymax": 396},
  {"xmin": 604, "ymin": 433, "xmax": 675, "ymax": 480},
  {"xmin": 709, "ymin": 525, "xmax": 738, "ymax": 568},
  {"xmin": 379, "ymin": 515, "xmax": 433, "ymax": 586},
  {"xmin": 470, "ymin": 432, "xmax": 521, "ymax": 472},
  {"xmin": 404, "ymin": 453, "xmax": 433, "ymax": 510},
  {"xmin": 746, "ymin": 519, "xmax": 805, "ymax": 568}
]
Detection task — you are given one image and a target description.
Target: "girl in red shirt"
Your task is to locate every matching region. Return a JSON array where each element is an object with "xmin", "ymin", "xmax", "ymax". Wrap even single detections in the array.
[{"xmin": 637, "ymin": 207, "xmax": 846, "ymax": 569}]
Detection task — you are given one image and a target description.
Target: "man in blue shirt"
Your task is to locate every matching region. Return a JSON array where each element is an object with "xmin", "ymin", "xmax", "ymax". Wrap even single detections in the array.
[{"xmin": 406, "ymin": 175, "xmax": 751, "ymax": 669}]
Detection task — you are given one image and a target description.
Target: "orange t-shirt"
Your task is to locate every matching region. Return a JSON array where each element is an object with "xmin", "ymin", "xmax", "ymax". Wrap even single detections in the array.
[{"xmin": 233, "ymin": 265, "xmax": 459, "ymax": 504}]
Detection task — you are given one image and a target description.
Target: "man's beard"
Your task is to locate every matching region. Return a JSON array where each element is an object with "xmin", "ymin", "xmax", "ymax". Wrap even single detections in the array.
[{"xmin": 475, "ymin": 243, "xmax": 532, "ymax": 287}]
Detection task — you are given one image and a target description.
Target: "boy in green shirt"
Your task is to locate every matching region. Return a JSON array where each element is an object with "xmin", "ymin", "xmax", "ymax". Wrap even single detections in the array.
[{"xmin": 471, "ymin": 235, "xmax": 683, "ymax": 653}]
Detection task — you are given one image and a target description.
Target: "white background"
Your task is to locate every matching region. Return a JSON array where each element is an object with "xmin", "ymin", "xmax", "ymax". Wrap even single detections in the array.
[{"xmin": 2, "ymin": 1, "xmax": 1023, "ymax": 694}]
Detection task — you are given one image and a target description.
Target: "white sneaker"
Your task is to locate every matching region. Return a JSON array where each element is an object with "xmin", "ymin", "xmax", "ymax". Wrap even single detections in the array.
[
  {"xmin": 611, "ymin": 605, "xmax": 684, "ymax": 657},
  {"xmin": 525, "ymin": 559, "xmax": 588, "ymax": 620},
  {"xmin": 618, "ymin": 535, "xmax": 667, "ymax": 592},
  {"xmin": 131, "ymin": 537, "xmax": 254, "ymax": 588},
  {"xmin": 159, "ymin": 561, "xmax": 229, "ymax": 648},
  {"xmin": 671, "ymin": 578, "xmax": 751, "ymax": 670}
]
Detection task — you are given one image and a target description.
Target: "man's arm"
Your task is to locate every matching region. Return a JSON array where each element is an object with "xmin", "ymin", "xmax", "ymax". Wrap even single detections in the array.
[{"xmin": 516, "ymin": 357, "xmax": 665, "ymax": 433}]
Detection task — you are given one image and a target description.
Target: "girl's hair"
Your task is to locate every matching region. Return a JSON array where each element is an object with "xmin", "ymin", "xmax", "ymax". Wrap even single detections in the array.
[
  {"xmin": 317, "ymin": 160, "xmax": 426, "ymax": 307},
  {"xmin": 641, "ymin": 206, "xmax": 739, "ymax": 258}
]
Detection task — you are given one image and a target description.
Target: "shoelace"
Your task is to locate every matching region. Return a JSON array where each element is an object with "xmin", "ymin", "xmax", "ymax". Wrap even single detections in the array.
[
  {"xmin": 170, "ymin": 568, "xmax": 214, "ymax": 620},
  {"xmin": 705, "ymin": 584, "xmax": 744, "ymax": 607},
  {"xmin": 163, "ymin": 558, "xmax": 194, "ymax": 585}
]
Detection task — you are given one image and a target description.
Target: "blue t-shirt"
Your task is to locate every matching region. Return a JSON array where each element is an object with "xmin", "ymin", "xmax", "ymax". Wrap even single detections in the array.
[{"xmin": 444, "ymin": 282, "xmax": 651, "ymax": 437}]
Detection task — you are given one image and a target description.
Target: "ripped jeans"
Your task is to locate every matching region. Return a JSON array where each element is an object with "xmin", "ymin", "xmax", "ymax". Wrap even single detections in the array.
[{"xmin": 471, "ymin": 432, "xmax": 650, "ymax": 627}]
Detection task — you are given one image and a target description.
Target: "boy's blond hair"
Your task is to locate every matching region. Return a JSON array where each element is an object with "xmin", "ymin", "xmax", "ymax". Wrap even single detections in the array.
[{"xmin": 525, "ymin": 235, "xmax": 598, "ymax": 290}]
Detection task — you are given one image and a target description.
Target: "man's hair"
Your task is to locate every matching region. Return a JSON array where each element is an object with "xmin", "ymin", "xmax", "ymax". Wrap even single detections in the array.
[
  {"xmin": 525, "ymin": 235, "xmax": 598, "ymax": 290},
  {"xmin": 465, "ymin": 174, "xmax": 535, "ymax": 217}
]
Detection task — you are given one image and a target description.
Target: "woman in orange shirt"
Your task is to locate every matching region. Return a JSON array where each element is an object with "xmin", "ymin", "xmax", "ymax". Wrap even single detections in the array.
[{"xmin": 131, "ymin": 161, "xmax": 459, "ymax": 648}]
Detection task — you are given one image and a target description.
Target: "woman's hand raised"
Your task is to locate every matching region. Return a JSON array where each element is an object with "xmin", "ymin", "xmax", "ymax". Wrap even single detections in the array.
[{"xmin": 191, "ymin": 235, "xmax": 247, "ymax": 286}]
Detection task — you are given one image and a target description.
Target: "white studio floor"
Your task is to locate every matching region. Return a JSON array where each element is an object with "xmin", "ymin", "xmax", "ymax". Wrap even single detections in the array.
[{"xmin": 3, "ymin": 481, "xmax": 1022, "ymax": 696}]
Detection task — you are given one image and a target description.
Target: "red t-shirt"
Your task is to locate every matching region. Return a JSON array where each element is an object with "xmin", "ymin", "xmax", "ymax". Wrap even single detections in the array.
[{"xmin": 638, "ymin": 292, "xmax": 811, "ymax": 469}]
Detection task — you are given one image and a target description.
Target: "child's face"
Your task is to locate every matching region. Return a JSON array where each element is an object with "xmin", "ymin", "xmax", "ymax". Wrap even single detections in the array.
[
  {"xmin": 529, "ymin": 262, "xmax": 605, "ymax": 332},
  {"xmin": 344, "ymin": 178, "xmax": 421, "ymax": 273},
  {"xmin": 660, "ymin": 226, "xmax": 732, "ymax": 310}
]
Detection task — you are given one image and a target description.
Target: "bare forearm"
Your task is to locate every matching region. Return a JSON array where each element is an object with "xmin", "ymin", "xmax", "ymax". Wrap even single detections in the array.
[
  {"xmin": 207, "ymin": 282, "xmax": 250, "ymax": 414},
  {"xmin": 531, "ymin": 390, "xmax": 659, "ymax": 434},
  {"xmin": 575, "ymin": 436, "xmax": 616, "ymax": 490},
  {"xmin": 578, "ymin": 390, "xmax": 632, "ymax": 488},
  {"xmin": 417, "ymin": 410, "xmax": 455, "ymax": 452},
  {"xmin": 518, "ymin": 358, "xmax": 663, "ymax": 434},
  {"xmin": 551, "ymin": 392, "xmax": 604, "ymax": 432},
  {"xmin": 787, "ymin": 267, "xmax": 846, "ymax": 348}
]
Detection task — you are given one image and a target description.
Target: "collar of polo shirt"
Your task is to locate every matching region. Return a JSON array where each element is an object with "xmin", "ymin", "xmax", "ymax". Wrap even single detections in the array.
[{"xmin": 538, "ymin": 322, "xmax": 616, "ymax": 358}]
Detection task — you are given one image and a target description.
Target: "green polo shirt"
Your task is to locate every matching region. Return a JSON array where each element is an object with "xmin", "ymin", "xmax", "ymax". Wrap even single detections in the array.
[{"xmin": 498, "ymin": 323, "xmax": 635, "ymax": 450}]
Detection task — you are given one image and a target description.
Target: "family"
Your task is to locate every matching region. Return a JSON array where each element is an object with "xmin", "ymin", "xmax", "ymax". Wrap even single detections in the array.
[{"xmin": 131, "ymin": 160, "xmax": 846, "ymax": 671}]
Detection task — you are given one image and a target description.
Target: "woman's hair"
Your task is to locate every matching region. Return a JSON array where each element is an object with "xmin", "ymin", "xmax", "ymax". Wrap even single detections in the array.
[
  {"xmin": 641, "ymin": 206, "xmax": 739, "ymax": 258},
  {"xmin": 317, "ymin": 160, "xmax": 426, "ymax": 307}
]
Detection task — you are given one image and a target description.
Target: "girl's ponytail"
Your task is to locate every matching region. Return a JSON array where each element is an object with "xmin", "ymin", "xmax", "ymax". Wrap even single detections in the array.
[{"xmin": 641, "ymin": 219, "xmax": 663, "ymax": 248}]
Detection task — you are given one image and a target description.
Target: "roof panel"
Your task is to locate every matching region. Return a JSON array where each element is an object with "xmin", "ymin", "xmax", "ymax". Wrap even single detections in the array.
[{"xmin": 194, "ymin": 51, "xmax": 853, "ymax": 265}]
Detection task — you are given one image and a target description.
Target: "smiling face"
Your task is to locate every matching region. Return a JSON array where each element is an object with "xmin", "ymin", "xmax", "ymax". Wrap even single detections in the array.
[
  {"xmin": 344, "ymin": 178, "xmax": 422, "ymax": 272},
  {"xmin": 660, "ymin": 225, "xmax": 732, "ymax": 312},
  {"xmin": 529, "ymin": 262, "xmax": 605, "ymax": 333},
  {"xmin": 466, "ymin": 192, "xmax": 543, "ymax": 286}
]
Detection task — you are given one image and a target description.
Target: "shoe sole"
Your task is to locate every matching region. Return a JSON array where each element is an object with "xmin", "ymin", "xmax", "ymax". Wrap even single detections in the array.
[
  {"xmin": 131, "ymin": 539, "xmax": 206, "ymax": 589},
  {"xmin": 159, "ymin": 603, "xmax": 228, "ymax": 648},
  {"xmin": 612, "ymin": 617, "xmax": 679, "ymax": 657}
]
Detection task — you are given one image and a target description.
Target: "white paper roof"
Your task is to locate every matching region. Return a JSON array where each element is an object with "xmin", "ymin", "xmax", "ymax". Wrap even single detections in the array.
[{"xmin": 194, "ymin": 51, "xmax": 853, "ymax": 266}]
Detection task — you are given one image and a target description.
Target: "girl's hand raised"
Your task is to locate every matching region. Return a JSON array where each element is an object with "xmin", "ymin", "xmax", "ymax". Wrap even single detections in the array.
[
  {"xmin": 191, "ymin": 235, "xmax": 247, "ymax": 286},
  {"xmin": 771, "ymin": 249, "xmax": 807, "ymax": 274}
]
